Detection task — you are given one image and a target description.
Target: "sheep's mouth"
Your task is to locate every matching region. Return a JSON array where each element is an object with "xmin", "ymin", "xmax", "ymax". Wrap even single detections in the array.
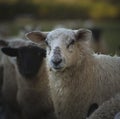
[
  {"xmin": 51, "ymin": 65, "xmax": 65, "ymax": 72},
  {"xmin": 53, "ymin": 65, "xmax": 63, "ymax": 70}
]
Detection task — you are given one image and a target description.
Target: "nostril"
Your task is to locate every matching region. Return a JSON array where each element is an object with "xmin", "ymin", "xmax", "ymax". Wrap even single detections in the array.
[{"xmin": 52, "ymin": 58, "xmax": 62, "ymax": 66}]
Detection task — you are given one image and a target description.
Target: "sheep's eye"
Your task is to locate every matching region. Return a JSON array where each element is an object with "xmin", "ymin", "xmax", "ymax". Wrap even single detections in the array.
[
  {"xmin": 69, "ymin": 40, "xmax": 75, "ymax": 45},
  {"xmin": 67, "ymin": 39, "xmax": 75, "ymax": 48}
]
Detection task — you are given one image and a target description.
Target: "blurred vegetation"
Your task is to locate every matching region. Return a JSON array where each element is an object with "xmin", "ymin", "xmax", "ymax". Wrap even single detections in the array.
[
  {"xmin": 1, "ymin": 20, "xmax": 119, "ymax": 55},
  {"xmin": 0, "ymin": 0, "xmax": 120, "ymax": 54},
  {"xmin": 0, "ymin": 0, "xmax": 120, "ymax": 21}
]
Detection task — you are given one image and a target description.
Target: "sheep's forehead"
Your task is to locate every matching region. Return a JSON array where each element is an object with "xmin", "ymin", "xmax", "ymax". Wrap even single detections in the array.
[{"xmin": 47, "ymin": 28, "xmax": 75, "ymax": 43}]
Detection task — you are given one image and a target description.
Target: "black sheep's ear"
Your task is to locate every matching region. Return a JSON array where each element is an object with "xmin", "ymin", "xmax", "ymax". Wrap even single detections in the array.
[{"xmin": 1, "ymin": 47, "xmax": 18, "ymax": 57}]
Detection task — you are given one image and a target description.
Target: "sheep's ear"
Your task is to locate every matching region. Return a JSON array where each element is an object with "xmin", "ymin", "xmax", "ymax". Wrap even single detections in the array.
[
  {"xmin": 25, "ymin": 31, "xmax": 48, "ymax": 44},
  {"xmin": 0, "ymin": 39, "xmax": 8, "ymax": 47},
  {"xmin": 75, "ymin": 29, "xmax": 92, "ymax": 41},
  {"xmin": 1, "ymin": 47, "xmax": 18, "ymax": 57}
]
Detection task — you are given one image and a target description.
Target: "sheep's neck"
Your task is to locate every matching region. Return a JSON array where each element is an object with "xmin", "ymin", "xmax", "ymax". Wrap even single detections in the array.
[{"xmin": 49, "ymin": 55, "xmax": 96, "ymax": 119}]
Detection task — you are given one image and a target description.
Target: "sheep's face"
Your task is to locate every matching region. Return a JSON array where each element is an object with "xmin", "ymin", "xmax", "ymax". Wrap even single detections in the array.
[
  {"xmin": 25, "ymin": 28, "xmax": 92, "ymax": 72},
  {"xmin": 2, "ymin": 45, "xmax": 46, "ymax": 79},
  {"xmin": 46, "ymin": 29, "xmax": 76, "ymax": 72},
  {"xmin": 0, "ymin": 39, "xmax": 46, "ymax": 78},
  {"xmin": 16, "ymin": 46, "xmax": 46, "ymax": 78},
  {"xmin": 45, "ymin": 28, "xmax": 92, "ymax": 72}
]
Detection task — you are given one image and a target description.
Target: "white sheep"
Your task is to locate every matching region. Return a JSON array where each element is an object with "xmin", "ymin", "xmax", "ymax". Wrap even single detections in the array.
[
  {"xmin": 87, "ymin": 94, "xmax": 120, "ymax": 119},
  {"xmin": 0, "ymin": 39, "xmax": 56, "ymax": 119},
  {"xmin": 26, "ymin": 28, "xmax": 120, "ymax": 119}
]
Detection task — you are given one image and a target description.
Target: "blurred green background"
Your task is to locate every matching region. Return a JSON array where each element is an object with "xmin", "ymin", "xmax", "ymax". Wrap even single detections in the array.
[{"xmin": 0, "ymin": 0, "xmax": 120, "ymax": 54}]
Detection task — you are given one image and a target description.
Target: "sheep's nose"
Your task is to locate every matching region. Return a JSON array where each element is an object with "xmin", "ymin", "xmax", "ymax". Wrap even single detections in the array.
[{"xmin": 52, "ymin": 58, "xmax": 62, "ymax": 66}]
